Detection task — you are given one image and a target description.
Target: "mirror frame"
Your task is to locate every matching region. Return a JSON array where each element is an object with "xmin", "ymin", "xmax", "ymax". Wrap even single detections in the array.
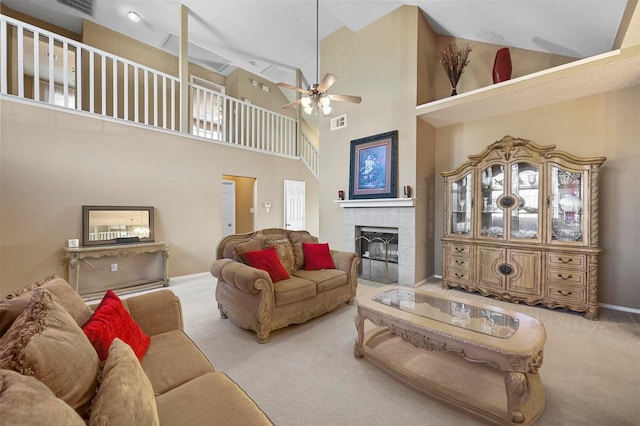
[{"xmin": 82, "ymin": 206, "xmax": 155, "ymax": 246}]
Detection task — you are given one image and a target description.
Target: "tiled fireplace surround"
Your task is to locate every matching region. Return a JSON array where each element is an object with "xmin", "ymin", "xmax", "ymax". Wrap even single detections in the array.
[{"xmin": 341, "ymin": 200, "xmax": 416, "ymax": 286}]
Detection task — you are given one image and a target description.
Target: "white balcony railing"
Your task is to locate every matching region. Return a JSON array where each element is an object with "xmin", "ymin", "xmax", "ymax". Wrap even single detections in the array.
[{"xmin": 0, "ymin": 14, "xmax": 318, "ymax": 178}]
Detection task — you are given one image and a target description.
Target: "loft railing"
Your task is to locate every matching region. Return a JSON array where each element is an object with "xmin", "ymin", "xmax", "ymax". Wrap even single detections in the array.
[{"xmin": 0, "ymin": 14, "xmax": 318, "ymax": 178}]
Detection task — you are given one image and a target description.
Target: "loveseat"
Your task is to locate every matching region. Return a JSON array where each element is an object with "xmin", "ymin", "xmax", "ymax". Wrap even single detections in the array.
[
  {"xmin": 0, "ymin": 277, "xmax": 272, "ymax": 425},
  {"xmin": 211, "ymin": 228, "xmax": 359, "ymax": 343}
]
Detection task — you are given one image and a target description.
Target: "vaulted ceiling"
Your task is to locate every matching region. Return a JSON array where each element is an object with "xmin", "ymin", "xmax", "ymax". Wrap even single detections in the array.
[{"xmin": 2, "ymin": 0, "xmax": 631, "ymax": 88}]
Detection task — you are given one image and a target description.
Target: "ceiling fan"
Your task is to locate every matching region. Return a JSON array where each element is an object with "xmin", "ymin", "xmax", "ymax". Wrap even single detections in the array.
[{"xmin": 277, "ymin": 0, "xmax": 361, "ymax": 116}]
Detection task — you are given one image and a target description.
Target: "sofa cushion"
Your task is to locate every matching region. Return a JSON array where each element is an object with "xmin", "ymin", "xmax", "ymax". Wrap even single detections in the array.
[
  {"xmin": 273, "ymin": 276, "xmax": 316, "ymax": 306},
  {"xmin": 302, "ymin": 243, "xmax": 336, "ymax": 270},
  {"xmin": 0, "ymin": 369, "xmax": 86, "ymax": 426},
  {"xmin": 292, "ymin": 269, "xmax": 348, "ymax": 294},
  {"xmin": 1, "ymin": 277, "xmax": 92, "ymax": 336},
  {"xmin": 155, "ymin": 372, "xmax": 272, "ymax": 426},
  {"xmin": 234, "ymin": 232, "xmax": 266, "ymax": 261},
  {"xmin": 140, "ymin": 330, "xmax": 214, "ymax": 395},
  {"xmin": 265, "ymin": 238, "xmax": 296, "ymax": 274},
  {"xmin": 0, "ymin": 288, "xmax": 100, "ymax": 418},
  {"xmin": 82, "ymin": 289, "xmax": 151, "ymax": 361},
  {"xmin": 89, "ymin": 338, "xmax": 159, "ymax": 426},
  {"xmin": 243, "ymin": 247, "xmax": 290, "ymax": 283}
]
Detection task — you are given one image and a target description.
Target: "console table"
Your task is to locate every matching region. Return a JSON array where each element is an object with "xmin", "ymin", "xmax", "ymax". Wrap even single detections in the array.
[{"xmin": 63, "ymin": 241, "xmax": 170, "ymax": 299}]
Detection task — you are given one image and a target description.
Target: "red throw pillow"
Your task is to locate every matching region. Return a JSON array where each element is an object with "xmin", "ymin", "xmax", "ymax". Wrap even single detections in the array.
[
  {"xmin": 82, "ymin": 290, "xmax": 150, "ymax": 361},
  {"xmin": 302, "ymin": 242, "xmax": 336, "ymax": 270},
  {"xmin": 243, "ymin": 247, "xmax": 290, "ymax": 282}
]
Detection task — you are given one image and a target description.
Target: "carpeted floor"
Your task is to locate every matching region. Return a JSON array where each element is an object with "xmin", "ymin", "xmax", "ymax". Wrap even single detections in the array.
[{"xmin": 165, "ymin": 273, "xmax": 640, "ymax": 425}]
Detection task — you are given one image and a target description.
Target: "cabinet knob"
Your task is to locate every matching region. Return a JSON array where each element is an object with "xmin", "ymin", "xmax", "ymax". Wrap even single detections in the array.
[
  {"xmin": 558, "ymin": 257, "xmax": 573, "ymax": 264},
  {"xmin": 499, "ymin": 264, "xmax": 513, "ymax": 275},
  {"xmin": 454, "ymin": 273, "xmax": 465, "ymax": 278},
  {"xmin": 455, "ymin": 247, "xmax": 465, "ymax": 253},
  {"xmin": 557, "ymin": 290, "xmax": 573, "ymax": 296},
  {"xmin": 558, "ymin": 274, "xmax": 573, "ymax": 280},
  {"xmin": 455, "ymin": 260, "xmax": 465, "ymax": 265}
]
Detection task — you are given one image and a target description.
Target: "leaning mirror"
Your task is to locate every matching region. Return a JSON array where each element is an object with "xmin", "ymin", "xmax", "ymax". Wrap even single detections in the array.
[{"xmin": 82, "ymin": 206, "xmax": 155, "ymax": 246}]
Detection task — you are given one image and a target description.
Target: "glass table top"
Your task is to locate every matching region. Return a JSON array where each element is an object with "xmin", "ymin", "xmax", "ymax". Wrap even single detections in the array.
[{"xmin": 372, "ymin": 289, "xmax": 519, "ymax": 338}]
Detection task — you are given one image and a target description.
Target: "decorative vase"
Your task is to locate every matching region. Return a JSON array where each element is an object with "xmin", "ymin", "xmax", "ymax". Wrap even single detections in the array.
[{"xmin": 492, "ymin": 47, "xmax": 512, "ymax": 84}]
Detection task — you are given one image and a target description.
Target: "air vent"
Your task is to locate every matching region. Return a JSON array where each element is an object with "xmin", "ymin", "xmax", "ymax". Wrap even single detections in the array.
[
  {"xmin": 261, "ymin": 64, "xmax": 291, "ymax": 83},
  {"xmin": 331, "ymin": 114, "xmax": 347, "ymax": 131},
  {"xmin": 57, "ymin": 0, "xmax": 95, "ymax": 16},
  {"xmin": 160, "ymin": 33, "xmax": 234, "ymax": 75}
]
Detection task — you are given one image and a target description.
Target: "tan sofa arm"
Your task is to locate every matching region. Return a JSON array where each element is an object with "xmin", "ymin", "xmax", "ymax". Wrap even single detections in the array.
[
  {"xmin": 210, "ymin": 259, "xmax": 274, "ymax": 294},
  {"xmin": 330, "ymin": 250, "xmax": 359, "ymax": 275},
  {"xmin": 121, "ymin": 289, "xmax": 183, "ymax": 336}
]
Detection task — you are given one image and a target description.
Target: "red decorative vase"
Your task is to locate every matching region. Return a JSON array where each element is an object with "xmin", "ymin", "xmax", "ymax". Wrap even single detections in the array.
[{"xmin": 492, "ymin": 48, "xmax": 512, "ymax": 83}]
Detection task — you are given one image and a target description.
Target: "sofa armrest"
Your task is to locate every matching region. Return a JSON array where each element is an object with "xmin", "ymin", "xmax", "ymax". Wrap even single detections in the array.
[
  {"xmin": 210, "ymin": 259, "xmax": 274, "ymax": 294},
  {"xmin": 330, "ymin": 250, "xmax": 359, "ymax": 275},
  {"xmin": 121, "ymin": 289, "xmax": 184, "ymax": 336}
]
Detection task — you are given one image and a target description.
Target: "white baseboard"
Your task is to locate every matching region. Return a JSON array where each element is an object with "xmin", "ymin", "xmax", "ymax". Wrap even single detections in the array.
[
  {"xmin": 169, "ymin": 272, "xmax": 210, "ymax": 285},
  {"xmin": 599, "ymin": 303, "xmax": 640, "ymax": 315}
]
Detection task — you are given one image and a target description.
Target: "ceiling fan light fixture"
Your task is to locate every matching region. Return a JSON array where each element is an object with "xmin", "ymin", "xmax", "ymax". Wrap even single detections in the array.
[
  {"xmin": 321, "ymin": 105, "xmax": 332, "ymax": 116},
  {"xmin": 304, "ymin": 105, "xmax": 314, "ymax": 115},
  {"xmin": 301, "ymin": 97, "xmax": 312, "ymax": 107},
  {"xmin": 319, "ymin": 95, "xmax": 331, "ymax": 107}
]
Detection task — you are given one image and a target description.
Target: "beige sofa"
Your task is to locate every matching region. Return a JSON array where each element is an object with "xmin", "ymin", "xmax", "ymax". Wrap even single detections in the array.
[
  {"xmin": 211, "ymin": 228, "xmax": 359, "ymax": 343},
  {"xmin": 0, "ymin": 277, "xmax": 272, "ymax": 425}
]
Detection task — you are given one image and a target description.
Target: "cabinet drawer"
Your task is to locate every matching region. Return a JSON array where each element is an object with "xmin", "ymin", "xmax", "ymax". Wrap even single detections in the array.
[
  {"xmin": 546, "ymin": 268, "xmax": 586, "ymax": 286},
  {"xmin": 447, "ymin": 243, "xmax": 473, "ymax": 257},
  {"xmin": 546, "ymin": 253, "xmax": 586, "ymax": 269},
  {"xmin": 446, "ymin": 256, "xmax": 472, "ymax": 270},
  {"xmin": 546, "ymin": 284, "xmax": 585, "ymax": 303},
  {"xmin": 447, "ymin": 269, "xmax": 473, "ymax": 282}
]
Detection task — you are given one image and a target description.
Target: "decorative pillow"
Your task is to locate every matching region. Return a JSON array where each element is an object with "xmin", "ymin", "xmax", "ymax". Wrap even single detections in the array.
[
  {"xmin": 243, "ymin": 247, "xmax": 291, "ymax": 282},
  {"xmin": 89, "ymin": 338, "xmax": 159, "ymax": 426},
  {"xmin": 0, "ymin": 288, "xmax": 101, "ymax": 418},
  {"xmin": 82, "ymin": 290, "xmax": 151, "ymax": 362},
  {"xmin": 1, "ymin": 277, "xmax": 92, "ymax": 335},
  {"xmin": 265, "ymin": 238, "xmax": 296, "ymax": 274},
  {"xmin": 234, "ymin": 232, "xmax": 266, "ymax": 262},
  {"xmin": 0, "ymin": 369, "xmax": 86, "ymax": 426},
  {"xmin": 302, "ymin": 243, "xmax": 336, "ymax": 270}
]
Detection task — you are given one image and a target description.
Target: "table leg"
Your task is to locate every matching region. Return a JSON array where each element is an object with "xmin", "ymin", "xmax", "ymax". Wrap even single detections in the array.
[
  {"xmin": 504, "ymin": 371, "xmax": 528, "ymax": 423},
  {"xmin": 354, "ymin": 313, "xmax": 364, "ymax": 358}
]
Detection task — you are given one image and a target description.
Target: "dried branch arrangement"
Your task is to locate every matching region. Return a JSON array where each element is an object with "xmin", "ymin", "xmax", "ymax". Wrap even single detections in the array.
[{"xmin": 439, "ymin": 44, "xmax": 472, "ymax": 95}]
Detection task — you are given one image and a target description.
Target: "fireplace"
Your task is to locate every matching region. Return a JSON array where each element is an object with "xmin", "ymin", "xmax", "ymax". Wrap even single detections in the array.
[
  {"xmin": 340, "ymin": 200, "xmax": 416, "ymax": 286},
  {"xmin": 356, "ymin": 227, "xmax": 398, "ymax": 284}
]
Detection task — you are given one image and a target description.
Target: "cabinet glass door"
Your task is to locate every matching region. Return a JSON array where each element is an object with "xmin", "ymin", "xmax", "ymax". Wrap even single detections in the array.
[
  {"xmin": 550, "ymin": 166, "xmax": 584, "ymax": 243},
  {"xmin": 451, "ymin": 173, "xmax": 472, "ymax": 235},
  {"xmin": 510, "ymin": 163, "xmax": 540, "ymax": 240},
  {"xmin": 480, "ymin": 164, "xmax": 504, "ymax": 238}
]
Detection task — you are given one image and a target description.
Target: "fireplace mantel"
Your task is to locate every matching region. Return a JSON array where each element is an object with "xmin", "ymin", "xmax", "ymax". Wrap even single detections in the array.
[{"xmin": 335, "ymin": 198, "xmax": 415, "ymax": 208}]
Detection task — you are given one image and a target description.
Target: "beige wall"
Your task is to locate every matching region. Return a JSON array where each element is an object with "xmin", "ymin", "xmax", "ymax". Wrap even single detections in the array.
[
  {"xmin": 432, "ymin": 85, "xmax": 640, "ymax": 309},
  {"xmin": 0, "ymin": 100, "xmax": 319, "ymax": 297},
  {"xmin": 319, "ymin": 6, "xmax": 437, "ymax": 282}
]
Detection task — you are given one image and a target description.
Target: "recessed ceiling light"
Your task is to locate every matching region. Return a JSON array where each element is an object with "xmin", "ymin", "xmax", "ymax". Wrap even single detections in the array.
[{"xmin": 128, "ymin": 11, "xmax": 141, "ymax": 23}]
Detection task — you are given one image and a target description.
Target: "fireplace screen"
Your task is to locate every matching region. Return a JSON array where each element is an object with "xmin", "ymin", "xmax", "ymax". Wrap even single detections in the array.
[{"xmin": 356, "ymin": 227, "xmax": 398, "ymax": 284}]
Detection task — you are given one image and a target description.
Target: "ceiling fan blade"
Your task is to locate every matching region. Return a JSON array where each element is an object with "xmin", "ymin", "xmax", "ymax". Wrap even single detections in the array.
[
  {"xmin": 330, "ymin": 94, "xmax": 362, "ymax": 104},
  {"xmin": 276, "ymin": 82, "xmax": 308, "ymax": 94},
  {"xmin": 282, "ymin": 99, "xmax": 303, "ymax": 109},
  {"xmin": 317, "ymin": 73, "xmax": 337, "ymax": 92}
]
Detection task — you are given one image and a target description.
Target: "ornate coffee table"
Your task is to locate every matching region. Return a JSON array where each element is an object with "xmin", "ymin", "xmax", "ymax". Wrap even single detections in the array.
[{"xmin": 354, "ymin": 286, "xmax": 546, "ymax": 424}]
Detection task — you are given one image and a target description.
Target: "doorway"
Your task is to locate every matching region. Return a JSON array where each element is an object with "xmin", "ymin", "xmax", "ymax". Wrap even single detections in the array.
[{"xmin": 222, "ymin": 175, "xmax": 256, "ymax": 235}]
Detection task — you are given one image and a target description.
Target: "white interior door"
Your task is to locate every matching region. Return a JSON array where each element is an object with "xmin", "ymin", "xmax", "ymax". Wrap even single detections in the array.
[
  {"xmin": 222, "ymin": 180, "xmax": 236, "ymax": 237},
  {"xmin": 284, "ymin": 180, "xmax": 305, "ymax": 230}
]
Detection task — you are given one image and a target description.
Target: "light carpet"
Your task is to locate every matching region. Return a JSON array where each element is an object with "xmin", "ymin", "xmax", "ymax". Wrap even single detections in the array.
[{"xmin": 164, "ymin": 273, "xmax": 639, "ymax": 425}]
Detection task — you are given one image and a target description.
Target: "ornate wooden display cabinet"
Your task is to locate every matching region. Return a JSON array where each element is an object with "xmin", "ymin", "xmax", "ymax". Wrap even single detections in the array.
[{"xmin": 441, "ymin": 136, "xmax": 606, "ymax": 319}]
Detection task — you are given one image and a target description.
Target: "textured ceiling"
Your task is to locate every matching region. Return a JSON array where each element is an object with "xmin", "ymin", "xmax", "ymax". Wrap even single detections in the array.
[{"xmin": 2, "ymin": 0, "xmax": 630, "ymax": 87}]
